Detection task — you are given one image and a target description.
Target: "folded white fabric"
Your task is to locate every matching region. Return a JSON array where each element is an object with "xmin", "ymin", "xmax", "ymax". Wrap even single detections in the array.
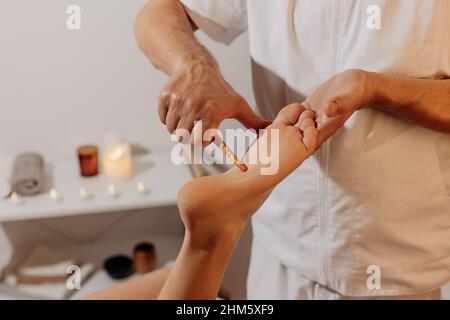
[
  {"xmin": 10, "ymin": 153, "xmax": 45, "ymax": 196},
  {"xmin": 4, "ymin": 246, "xmax": 95, "ymax": 299},
  {"xmin": 19, "ymin": 260, "xmax": 75, "ymax": 278},
  {"xmin": 5, "ymin": 263, "xmax": 95, "ymax": 300}
]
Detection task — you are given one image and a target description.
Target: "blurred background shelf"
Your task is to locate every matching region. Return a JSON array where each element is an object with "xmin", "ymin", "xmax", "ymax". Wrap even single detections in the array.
[
  {"xmin": 0, "ymin": 151, "xmax": 192, "ymax": 222},
  {"xmin": 0, "ymin": 149, "xmax": 252, "ymax": 300},
  {"xmin": 0, "ymin": 235, "xmax": 183, "ymax": 300}
]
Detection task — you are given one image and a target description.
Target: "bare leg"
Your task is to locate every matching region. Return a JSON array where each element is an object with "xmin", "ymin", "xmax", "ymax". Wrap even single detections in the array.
[{"xmin": 84, "ymin": 268, "xmax": 170, "ymax": 300}]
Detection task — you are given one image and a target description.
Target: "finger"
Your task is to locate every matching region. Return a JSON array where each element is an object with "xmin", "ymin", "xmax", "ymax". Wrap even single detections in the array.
[
  {"xmin": 174, "ymin": 126, "xmax": 191, "ymax": 144},
  {"xmin": 303, "ymin": 126, "xmax": 318, "ymax": 154},
  {"xmin": 190, "ymin": 121, "xmax": 204, "ymax": 146},
  {"xmin": 166, "ymin": 107, "xmax": 181, "ymax": 134},
  {"xmin": 302, "ymin": 100, "xmax": 312, "ymax": 110},
  {"xmin": 177, "ymin": 116, "xmax": 195, "ymax": 133},
  {"xmin": 158, "ymin": 92, "xmax": 170, "ymax": 124},
  {"xmin": 298, "ymin": 110, "xmax": 315, "ymax": 123},
  {"xmin": 190, "ymin": 120, "xmax": 219, "ymax": 147},
  {"xmin": 275, "ymin": 103, "xmax": 306, "ymax": 125},
  {"xmin": 166, "ymin": 94, "xmax": 187, "ymax": 133},
  {"xmin": 175, "ymin": 117, "xmax": 195, "ymax": 144},
  {"xmin": 201, "ymin": 120, "xmax": 220, "ymax": 147},
  {"xmin": 325, "ymin": 101, "xmax": 340, "ymax": 118},
  {"xmin": 316, "ymin": 114, "xmax": 348, "ymax": 146},
  {"xmin": 298, "ymin": 118, "xmax": 316, "ymax": 132},
  {"xmin": 237, "ymin": 113, "xmax": 272, "ymax": 130},
  {"xmin": 231, "ymin": 96, "xmax": 272, "ymax": 130}
]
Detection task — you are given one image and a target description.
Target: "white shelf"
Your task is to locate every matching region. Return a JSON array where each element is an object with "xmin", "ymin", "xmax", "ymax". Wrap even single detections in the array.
[{"xmin": 0, "ymin": 151, "xmax": 193, "ymax": 222}]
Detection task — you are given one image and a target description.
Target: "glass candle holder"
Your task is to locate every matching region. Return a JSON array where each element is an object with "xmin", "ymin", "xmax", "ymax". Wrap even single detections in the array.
[
  {"xmin": 77, "ymin": 145, "xmax": 99, "ymax": 177},
  {"xmin": 103, "ymin": 142, "xmax": 132, "ymax": 181}
]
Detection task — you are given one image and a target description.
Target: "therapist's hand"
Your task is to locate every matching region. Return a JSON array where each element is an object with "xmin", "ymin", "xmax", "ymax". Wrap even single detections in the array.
[
  {"xmin": 158, "ymin": 59, "xmax": 271, "ymax": 145},
  {"xmin": 303, "ymin": 69, "xmax": 374, "ymax": 147}
]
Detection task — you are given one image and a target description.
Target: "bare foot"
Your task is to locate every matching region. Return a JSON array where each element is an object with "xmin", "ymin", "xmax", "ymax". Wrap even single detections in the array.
[{"xmin": 177, "ymin": 103, "xmax": 317, "ymax": 249}]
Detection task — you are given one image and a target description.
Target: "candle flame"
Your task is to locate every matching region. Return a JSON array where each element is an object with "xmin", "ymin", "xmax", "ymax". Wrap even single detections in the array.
[
  {"xmin": 108, "ymin": 147, "xmax": 124, "ymax": 161},
  {"xmin": 80, "ymin": 186, "xmax": 87, "ymax": 198},
  {"xmin": 11, "ymin": 192, "xmax": 19, "ymax": 203},
  {"xmin": 49, "ymin": 188, "xmax": 59, "ymax": 200},
  {"xmin": 108, "ymin": 184, "xmax": 116, "ymax": 195},
  {"xmin": 137, "ymin": 181, "xmax": 145, "ymax": 193}
]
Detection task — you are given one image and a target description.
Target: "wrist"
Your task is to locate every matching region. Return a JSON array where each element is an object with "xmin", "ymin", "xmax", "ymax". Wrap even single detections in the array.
[
  {"xmin": 362, "ymin": 71, "xmax": 384, "ymax": 108},
  {"xmin": 172, "ymin": 53, "xmax": 218, "ymax": 75}
]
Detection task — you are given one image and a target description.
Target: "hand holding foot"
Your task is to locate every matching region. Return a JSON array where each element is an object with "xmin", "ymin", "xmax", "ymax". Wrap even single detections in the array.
[{"xmin": 302, "ymin": 69, "xmax": 373, "ymax": 147}]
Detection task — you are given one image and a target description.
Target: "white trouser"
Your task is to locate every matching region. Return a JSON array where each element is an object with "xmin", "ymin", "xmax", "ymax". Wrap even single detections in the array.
[{"xmin": 247, "ymin": 238, "xmax": 441, "ymax": 300}]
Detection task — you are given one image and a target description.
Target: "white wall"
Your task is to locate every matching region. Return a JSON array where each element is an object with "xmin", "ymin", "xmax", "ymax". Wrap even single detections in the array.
[{"xmin": 0, "ymin": 0, "xmax": 254, "ymax": 161}]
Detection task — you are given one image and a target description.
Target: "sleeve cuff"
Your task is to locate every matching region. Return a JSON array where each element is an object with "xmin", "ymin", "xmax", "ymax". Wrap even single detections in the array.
[{"xmin": 180, "ymin": 0, "xmax": 247, "ymax": 45}]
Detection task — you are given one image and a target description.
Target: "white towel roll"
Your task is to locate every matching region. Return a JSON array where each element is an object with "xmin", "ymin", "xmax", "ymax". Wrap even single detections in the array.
[{"xmin": 10, "ymin": 153, "xmax": 45, "ymax": 196}]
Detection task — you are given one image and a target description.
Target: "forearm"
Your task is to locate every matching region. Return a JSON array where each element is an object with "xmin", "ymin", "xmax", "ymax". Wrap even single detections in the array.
[
  {"xmin": 84, "ymin": 268, "xmax": 171, "ymax": 300},
  {"xmin": 367, "ymin": 72, "xmax": 450, "ymax": 133},
  {"xmin": 158, "ymin": 230, "xmax": 241, "ymax": 300},
  {"xmin": 134, "ymin": 0, "xmax": 217, "ymax": 75}
]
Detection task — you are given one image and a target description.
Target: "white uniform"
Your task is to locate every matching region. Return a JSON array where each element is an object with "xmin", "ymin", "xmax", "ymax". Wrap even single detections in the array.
[{"xmin": 181, "ymin": 0, "xmax": 450, "ymax": 298}]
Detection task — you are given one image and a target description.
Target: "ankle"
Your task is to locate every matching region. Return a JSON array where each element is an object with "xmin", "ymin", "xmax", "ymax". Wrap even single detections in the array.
[{"xmin": 184, "ymin": 222, "xmax": 245, "ymax": 252}]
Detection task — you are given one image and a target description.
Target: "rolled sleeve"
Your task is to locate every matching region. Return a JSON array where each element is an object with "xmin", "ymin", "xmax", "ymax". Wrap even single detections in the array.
[{"xmin": 180, "ymin": 0, "xmax": 248, "ymax": 44}]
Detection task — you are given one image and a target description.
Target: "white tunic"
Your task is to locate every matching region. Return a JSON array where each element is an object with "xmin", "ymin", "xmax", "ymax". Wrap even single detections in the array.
[{"xmin": 181, "ymin": 0, "xmax": 450, "ymax": 296}]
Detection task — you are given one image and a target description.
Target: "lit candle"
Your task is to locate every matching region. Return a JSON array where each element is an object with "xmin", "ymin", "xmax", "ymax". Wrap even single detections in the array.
[
  {"xmin": 108, "ymin": 184, "xmax": 119, "ymax": 198},
  {"xmin": 103, "ymin": 142, "xmax": 132, "ymax": 181},
  {"xmin": 137, "ymin": 181, "xmax": 148, "ymax": 195},
  {"xmin": 80, "ymin": 186, "xmax": 87, "ymax": 198},
  {"xmin": 79, "ymin": 186, "xmax": 92, "ymax": 200},
  {"xmin": 49, "ymin": 188, "xmax": 62, "ymax": 202},
  {"xmin": 10, "ymin": 192, "xmax": 23, "ymax": 205},
  {"xmin": 77, "ymin": 145, "xmax": 99, "ymax": 177}
]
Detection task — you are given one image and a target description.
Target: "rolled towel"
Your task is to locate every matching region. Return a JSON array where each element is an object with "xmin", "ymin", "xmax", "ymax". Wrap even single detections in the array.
[{"xmin": 10, "ymin": 153, "xmax": 45, "ymax": 196}]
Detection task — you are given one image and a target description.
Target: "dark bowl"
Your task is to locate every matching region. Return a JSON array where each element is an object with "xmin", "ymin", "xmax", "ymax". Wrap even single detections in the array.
[{"xmin": 103, "ymin": 255, "xmax": 134, "ymax": 280}]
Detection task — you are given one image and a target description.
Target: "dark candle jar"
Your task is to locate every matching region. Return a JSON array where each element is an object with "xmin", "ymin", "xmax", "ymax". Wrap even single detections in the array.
[
  {"xmin": 77, "ymin": 145, "xmax": 99, "ymax": 177},
  {"xmin": 133, "ymin": 242, "xmax": 156, "ymax": 274}
]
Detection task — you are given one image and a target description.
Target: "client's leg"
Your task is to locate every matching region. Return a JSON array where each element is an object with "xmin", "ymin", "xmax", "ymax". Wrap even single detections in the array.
[{"xmin": 85, "ymin": 268, "xmax": 170, "ymax": 300}]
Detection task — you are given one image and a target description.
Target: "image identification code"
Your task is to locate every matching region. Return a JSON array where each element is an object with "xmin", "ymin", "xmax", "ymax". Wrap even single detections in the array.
[{"xmin": 176, "ymin": 304, "xmax": 274, "ymax": 317}]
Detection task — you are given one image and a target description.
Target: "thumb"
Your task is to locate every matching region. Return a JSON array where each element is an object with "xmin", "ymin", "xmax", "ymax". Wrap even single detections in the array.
[
  {"xmin": 274, "ymin": 103, "xmax": 306, "ymax": 125},
  {"xmin": 324, "ymin": 101, "xmax": 341, "ymax": 118}
]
